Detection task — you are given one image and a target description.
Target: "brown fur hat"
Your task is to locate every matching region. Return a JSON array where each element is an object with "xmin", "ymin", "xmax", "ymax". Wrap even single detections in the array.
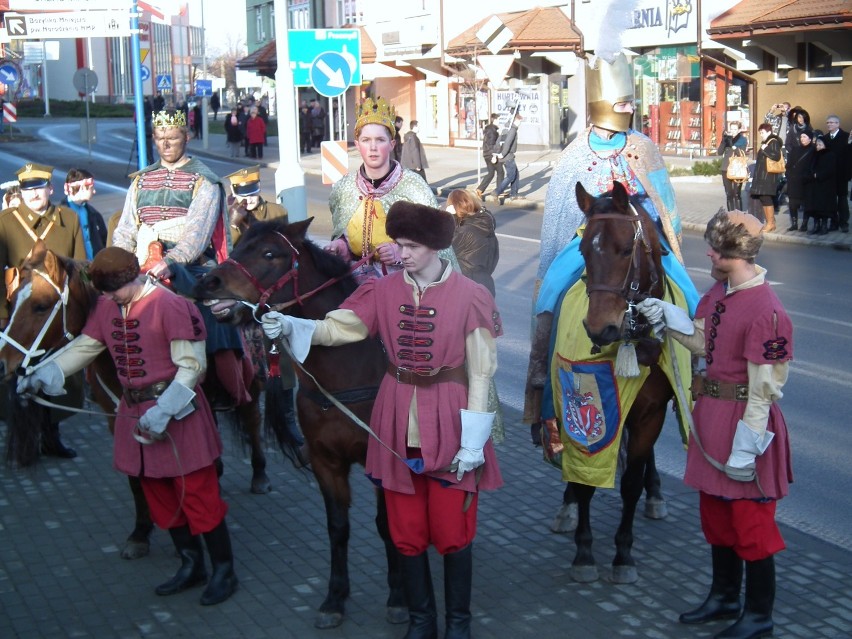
[
  {"xmin": 385, "ymin": 201, "xmax": 455, "ymax": 250},
  {"xmin": 704, "ymin": 208, "xmax": 764, "ymax": 260},
  {"xmin": 89, "ymin": 247, "xmax": 141, "ymax": 292}
]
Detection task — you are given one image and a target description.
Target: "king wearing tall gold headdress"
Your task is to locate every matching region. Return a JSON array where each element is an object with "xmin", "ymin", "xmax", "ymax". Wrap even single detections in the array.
[
  {"xmin": 152, "ymin": 109, "xmax": 188, "ymax": 129},
  {"xmin": 354, "ymin": 97, "xmax": 396, "ymax": 139}
]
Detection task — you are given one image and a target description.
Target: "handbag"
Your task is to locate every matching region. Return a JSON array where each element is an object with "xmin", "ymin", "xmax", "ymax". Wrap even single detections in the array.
[
  {"xmin": 726, "ymin": 148, "xmax": 749, "ymax": 183},
  {"xmin": 765, "ymin": 148, "xmax": 786, "ymax": 174}
]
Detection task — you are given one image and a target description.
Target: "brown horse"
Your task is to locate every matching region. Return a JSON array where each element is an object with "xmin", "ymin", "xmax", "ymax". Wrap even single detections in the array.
[
  {"xmin": 0, "ymin": 241, "xmax": 272, "ymax": 560},
  {"xmin": 195, "ymin": 218, "xmax": 406, "ymax": 630},
  {"xmin": 555, "ymin": 181, "xmax": 688, "ymax": 583}
]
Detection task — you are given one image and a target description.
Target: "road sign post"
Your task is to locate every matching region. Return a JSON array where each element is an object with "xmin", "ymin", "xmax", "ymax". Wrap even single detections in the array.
[{"xmin": 73, "ymin": 67, "xmax": 98, "ymax": 160}]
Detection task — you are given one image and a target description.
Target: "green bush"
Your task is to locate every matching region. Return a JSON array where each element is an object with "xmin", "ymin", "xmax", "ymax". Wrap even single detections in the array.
[
  {"xmin": 17, "ymin": 99, "xmax": 134, "ymax": 118},
  {"xmin": 692, "ymin": 159, "xmax": 721, "ymax": 176}
]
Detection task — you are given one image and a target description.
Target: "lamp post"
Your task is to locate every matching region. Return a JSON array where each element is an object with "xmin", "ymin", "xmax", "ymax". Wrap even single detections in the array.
[{"xmin": 200, "ymin": 0, "xmax": 208, "ymax": 149}]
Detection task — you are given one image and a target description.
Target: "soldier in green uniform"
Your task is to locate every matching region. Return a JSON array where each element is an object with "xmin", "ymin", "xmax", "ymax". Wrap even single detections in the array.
[
  {"xmin": 224, "ymin": 166, "xmax": 288, "ymax": 246},
  {"xmin": 0, "ymin": 162, "xmax": 87, "ymax": 457}
]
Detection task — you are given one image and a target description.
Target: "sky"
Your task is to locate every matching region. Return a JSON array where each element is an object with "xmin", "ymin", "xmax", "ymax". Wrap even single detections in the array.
[{"xmin": 184, "ymin": 0, "xmax": 249, "ymax": 54}]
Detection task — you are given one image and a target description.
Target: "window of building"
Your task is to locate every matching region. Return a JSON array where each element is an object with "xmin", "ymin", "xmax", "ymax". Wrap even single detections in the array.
[
  {"xmin": 337, "ymin": 0, "xmax": 361, "ymax": 25},
  {"xmin": 289, "ymin": 1, "xmax": 309, "ymax": 29},
  {"xmin": 803, "ymin": 42, "xmax": 841, "ymax": 80},
  {"xmin": 255, "ymin": 6, "xmax": 265, "ymax": 42},
  {"xmin": 270, "ymin": 5, "xmax": 275, "ymax": 38},
  {"xmin": 762, "ymin": 50, "xmax": 788, "ymax": 83}
]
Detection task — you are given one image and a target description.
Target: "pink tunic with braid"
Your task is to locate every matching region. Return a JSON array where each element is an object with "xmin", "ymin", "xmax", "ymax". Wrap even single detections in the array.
[
  {"xmin": 342, "ymin": 270, "xmax": 503, "ymax": 494},
  {"xmin": 83, "ymin": 287, "xmax": 223, "ymax": 478},
  {"xmin": 684, "ymin": 280, "xmax": 793, "ymax": 500}
]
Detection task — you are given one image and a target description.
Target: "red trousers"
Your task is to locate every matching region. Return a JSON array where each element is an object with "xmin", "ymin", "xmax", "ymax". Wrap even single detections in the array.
[
  {"xmin": 384, "ymin": 472, "xmax": 478, "ymax": 556},
  {"xmin": 699, "ymin": 491, "xmax": 785, "ymax": 561},
  {"xmin": 140, "ymin": 464, "xmax": 228, "ymax": 535}
]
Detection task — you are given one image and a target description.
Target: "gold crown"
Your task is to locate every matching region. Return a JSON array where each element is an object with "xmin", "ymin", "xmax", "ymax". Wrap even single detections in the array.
[
  {"xmin": 152, "ymin": 109, "xmax": 187, "ymax": 128},
  {"xmin": 355, "ymin": 97, "xmax": 396, "ymax": 137}
]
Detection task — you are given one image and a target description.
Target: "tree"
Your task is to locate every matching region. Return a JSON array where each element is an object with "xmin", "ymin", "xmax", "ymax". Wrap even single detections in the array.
[{"xmin": 207, "ymin": 35, "xmax": 245, "ymax": 106}]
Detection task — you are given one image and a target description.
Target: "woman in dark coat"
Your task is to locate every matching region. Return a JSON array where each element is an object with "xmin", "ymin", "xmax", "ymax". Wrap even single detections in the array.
[
  {"xmin": 785, "ymin": 106, "xmax": 813, "ymax": 151},
  {"xmin": 805, "ymin": 136, "xmax": 837, "ymax": 236},
  {"xmin": 784, "ymin": 130, "xmax": 816, "ymax": 232},
  {"xmin": 446, "ymin": 189, "xmax": 499, "ymax": 297},
  {"xmin": 750, "ymin": 123, "xmax": 783, "ymax": 232},
  {"xmin": 718, "ymin": 121, "xmax": 749, "ymax": 211}
]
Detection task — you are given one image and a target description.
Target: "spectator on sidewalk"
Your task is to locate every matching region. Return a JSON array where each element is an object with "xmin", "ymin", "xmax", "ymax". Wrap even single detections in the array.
[
  {"xmin": 393, "ymin": 115, "xmax": 404, "ymax": 164},
  {"xmin": 299, "ymin": 104, "xmax": 313, "ymax": 154},
  {"xmin": 62, "ymin": 168, "xmax": 107, "ymax": 259},
  {"xmin": 750, "ymin": 123, "xmax": 783, "ymax": 232},
  {"xmin": 786, "ymin": 130, "xmax": 817, "ymax": 232},
  {"xmin": 785, "ymin": 107, "xmax": 813, "ymax": 151},
  {"xmin": 476, "ymin": 114, "xmax": 504, "ymax": 199},
  {"xmin": 210, "ymin": 93, "xmax": 220, "ymax": 121},
  {"xmin": 446, "ymin": 189, "xmax": 499, "ymax": 297},
  {"xmin": 823, "ymin": 114, "xmax": 851, "ymax": 233},
  {"xmin": 310, "ymin": 99, "xmax": 326, "ymax": 149},
  {"xmin": 764, "ymin": 102, "xmax": 791, "ymax": 143},
  {"xmin": 718, "ymin": 122, "xmax": 748, "ymax": 211},
  {"xmin": 1, "ymin": 180, "xmax": 20, "ymax": 209},
  {"xmin": 246, "ymin": 107, "xmax": 266, "ymax": 159},
  {"xmin": 238, "ymin": 102, "xmax": 251, "ymax": 157},
  {"xmin": 192, "ymin": 103, "xmax": 202, "ymax": 140},
  {"xmin": 495, "ymin": 112, "xmax": 522, "ymax": 204},
  {"xmin": 224, "ymin": 107, "xmax": 242, "ymax": 158},
  {"xmin": 805, "ymin": 135, "xmax": 837, "ymax": 236},
  {"xmin": 400, "ymin": 120, "xmax": 429, "ymax": 183}
]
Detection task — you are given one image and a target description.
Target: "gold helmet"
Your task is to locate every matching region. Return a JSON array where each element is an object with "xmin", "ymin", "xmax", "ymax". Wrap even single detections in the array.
[{"xmin": 586, "ymin": 53, "xmax": 634, "ymax": 132}]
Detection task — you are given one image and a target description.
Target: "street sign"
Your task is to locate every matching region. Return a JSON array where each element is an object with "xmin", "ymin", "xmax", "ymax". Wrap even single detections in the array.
[
  {"xmin": 4, "ymin": 10, "xmax": 130, "ymax": 40},
  {"xmin": 4, "ymin": 102, "xmax": 17, "ymax": 123},
  {"xmin": 310, "ymin": 52, "xmax": 352, "ymax": 98},
  {"xmin": 72, "ymin": 67, "xmax": 98, "ymax": 95},
  {"xmin": 194, "ymin": 79, "xmax": 212, "ymax": 97},
  {"xmin": 0, "ymin": 61, "xmax": 20, "ymax": 87},
  {"xmin": 288, "ymin": 29, "xmax": 361, "ymax": 88},
  {"xmin": 156, "ymin": 74, "xmax": 172, "ymax": 91},
  {"xmin": 9, "ymin": 1, "xmax": 130, "ymax": 8},
  {"xmin": 140, "ymin": 65, "xmax": 150, "ymax": 81}
]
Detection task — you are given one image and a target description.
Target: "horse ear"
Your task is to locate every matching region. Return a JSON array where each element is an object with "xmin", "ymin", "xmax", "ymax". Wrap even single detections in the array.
[
  {"xmin": 287, "ymin": 217, "xmax": 314, "ymax": 240},
  {"xmin": 28, "ymin": 239, "xmax": 48, "ymax": 264},
  {"xmin": 611, "ymin": 181, "xmax": 630, "ymax": 211},
  {"xmin": 575, "ymin": 182, "xmax": 593, "ymax": 213}
]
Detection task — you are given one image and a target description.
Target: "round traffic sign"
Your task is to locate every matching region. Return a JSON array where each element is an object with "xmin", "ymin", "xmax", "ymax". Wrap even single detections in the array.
[
  {"xmin": 140, "ymin": 65, "xmax": 151, "ymax": 81},
  {"xmin": 310, "ymin": 51, "xmax": 352, "ymax": 98},
  {"xmin": 73, "ymin": 68, "xmax": 99, "ymax": 95},
  {"xmin": 0, "ymin": 60, "xmax": 22, "ymax": 93}
]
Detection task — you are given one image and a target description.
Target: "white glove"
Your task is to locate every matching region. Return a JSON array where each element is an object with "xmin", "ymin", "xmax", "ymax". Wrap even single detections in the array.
[
  {"xmin": 261, "ymin": 311, "xmax": 294, "ymax": 340},
  {"xmin": 17, "ymin": 361, "xmax": 66, "ymax": 397},
  {"xmin": 451, "ymin": 409, "xmax": 495, "ymax": 481},
  {"xmin": 724, "ymin": 420, "xmax": 775, "ymax": 482},
  {"xmin": 261, "ymin": 312, "xmax": 317, "ymax": 363},
  {"xmin": 636, "ymin": 298, "xmax": 694, "ymax": 335},
  {"xmin": 136, "ymin": 382, "xmax": 196, "ymax": 442},
  {"xmin": 491, "ymin": 156, "xmax": 498, "ymax": 164}
]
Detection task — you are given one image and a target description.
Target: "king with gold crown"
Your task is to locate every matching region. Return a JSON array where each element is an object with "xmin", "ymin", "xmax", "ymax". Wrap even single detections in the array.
[{"xmin": 327, "ymin": 97, "xmax": 455, "ymax": 283}]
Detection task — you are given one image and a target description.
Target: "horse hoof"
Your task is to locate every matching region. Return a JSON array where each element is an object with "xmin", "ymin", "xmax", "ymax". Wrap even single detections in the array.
[
  {"xmin": 570, "ymin": 564, "xmax": 599, "ymax": 583},
  {"xmin": 550, "ymin": 502, "xmax": 578, "ymax": 533},
  {"xmin": 612, "ymin": 565, "xmax": 638, "ymax": 584},
  {"xmin": 644, "ymin": 497, "xmax": 668, "ymax": 520},
  {"xmin": 314, "ymin": 611, "xmax": 344, "ymax": 629},
  {"xmin": 121, "ymin": 540, "xmax": 150, "ymax": 560},
  {"xmin": 250, "ymin": 476, "xmax": 272, "ymax": 494},
  {"xmin": 386, "ymin": 606, "xmax": 408, "ymax": 625}
]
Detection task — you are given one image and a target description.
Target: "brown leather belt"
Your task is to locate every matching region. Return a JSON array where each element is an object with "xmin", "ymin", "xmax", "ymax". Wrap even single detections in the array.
[
  {"xmin": 692, "ymin": 375, "xmax": 748, "ymax": 402},
  {"xmin": 124, "ymin": 380, "xmax": 169, "ymax": 405},
  {"xmin": 386, "ymin": 362, "xmax": 467, "ymax": 387}
]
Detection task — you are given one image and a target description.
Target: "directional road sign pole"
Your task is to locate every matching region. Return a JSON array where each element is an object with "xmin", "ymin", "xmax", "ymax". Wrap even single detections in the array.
[
  {"xmin": 130, "ymin": 0, "xmax": 147, "ymax": 168},
  {"xmin": 274, "ymin": 14, "xmax": 307, "ymax": 221}
]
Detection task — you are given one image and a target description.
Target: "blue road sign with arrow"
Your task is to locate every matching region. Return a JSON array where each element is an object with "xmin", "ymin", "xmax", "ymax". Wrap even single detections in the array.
[
  {"xmin": 310, "ymin": 51, "xmax": 352, "ymax": 98},
  {"xmin": 140, "ymin": 65, "xmax": 150, "ymax": 81},
  {"xmin": 0, "ymin": 62, "xmax": 20, "ymax": 86}
]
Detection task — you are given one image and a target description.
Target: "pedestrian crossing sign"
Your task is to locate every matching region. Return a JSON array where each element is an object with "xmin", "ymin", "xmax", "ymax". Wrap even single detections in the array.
[{"xmin": 156, "ymin": 74, "xmax": 172, "ymax": 91}]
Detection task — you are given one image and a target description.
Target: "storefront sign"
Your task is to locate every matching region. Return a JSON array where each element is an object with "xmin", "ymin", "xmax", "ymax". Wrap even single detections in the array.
[{"xmin": 622, "ymin": 0, "xmax": 697, "ymax": 47}]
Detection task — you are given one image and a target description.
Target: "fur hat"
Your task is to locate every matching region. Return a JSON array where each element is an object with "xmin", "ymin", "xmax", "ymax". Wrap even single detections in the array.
[
  {"xmin": 704, "ymin": 208, "xmax": 764, "ymax": 260},
  {"xmin": 385, "ymin": 201, "xmax": 455, "ymax": 250},
  {"xmin": 89, "ymin": 247, "xmax": 141, "ymax": 292}
]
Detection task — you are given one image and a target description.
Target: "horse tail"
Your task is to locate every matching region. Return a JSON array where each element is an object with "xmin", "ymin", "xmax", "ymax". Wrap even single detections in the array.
[{"xmin": 263, "ymin": 375, "xmax": 309, "ymax": 470}]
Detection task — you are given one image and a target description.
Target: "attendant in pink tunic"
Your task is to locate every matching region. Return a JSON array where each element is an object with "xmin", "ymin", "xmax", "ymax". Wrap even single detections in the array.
[
  {"xmin": 261, "ymin": 202, "xmax": 502, "ymax": 639},
  {"xmin": 637, "ymin": 210, "xmax": 793, "ymax": 639},
  {"xmin": 19, "ymin": 247, "xmax": 238, "ymax": 607}
]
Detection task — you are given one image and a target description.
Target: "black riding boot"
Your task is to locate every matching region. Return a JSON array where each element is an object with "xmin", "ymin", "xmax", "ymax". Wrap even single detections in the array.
[
  {"xmin": 400, "ymin": 552, "xmax": 437, "ymax": 639},
  {"xmin": 786, "ymin": 214, "xmax": 798, "ymax": 232},
  {"xmin": 715, "ymin": 556, "xmax": 775, "ymax": 639},
  {"xmin": 200, "ymin": 519, "xmax": 239, "ymax": 605},
  {"xmin": 444, "ymin": 545, "xmax": 473, "ymax": 639},
  {"xmin": 41, "ymin": 422, "xmax": 77, "ymax": 458},
  {"xmin": 679, "ymin": 545, "xmax": 742, "ymax": 624},
  {"xmin": 155, "ymin": 525, "xmax": 207, "ymax": 596}
]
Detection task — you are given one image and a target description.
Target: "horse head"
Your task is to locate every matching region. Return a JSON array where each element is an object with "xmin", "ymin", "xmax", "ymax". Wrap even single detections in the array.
[
  {"xmin": 0, "ymin": 240, "xmax": 96, "ymax": 380},
  {"xmin": 577, "ymin": 181, "xmax": 665, "ymax": 348},
  {"xmin": 196, "ymin": 217, "xmax": 355, "ymax": 325}
]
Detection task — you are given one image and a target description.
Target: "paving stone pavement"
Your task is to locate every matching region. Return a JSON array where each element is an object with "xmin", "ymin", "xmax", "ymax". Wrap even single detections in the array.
[{"xmin": 1, "ymin": 400, "xmax": 850, "ymax": 639}]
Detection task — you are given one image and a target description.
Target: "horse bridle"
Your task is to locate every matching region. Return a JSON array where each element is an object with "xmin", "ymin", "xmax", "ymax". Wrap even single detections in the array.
[
  {"xmin": 584, "ymin": 206, "xmax": 660, "ymax": 337},
  {"xmin": 0, "ymin": 269, "xmax": 75, "ymax": 371},
  {"xmin": 223, "ymin": 231, "xmax": 370, "ymax": 319}
]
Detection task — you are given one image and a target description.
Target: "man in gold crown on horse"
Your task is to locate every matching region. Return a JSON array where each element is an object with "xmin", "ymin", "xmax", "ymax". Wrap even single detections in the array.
[
  {"xmin": 112, "ymin": 109, "xmax": 253, "ymax": 411},
  {"xmin": 325, "ymin": 97, "xmax": 453, "ymax": 283}
]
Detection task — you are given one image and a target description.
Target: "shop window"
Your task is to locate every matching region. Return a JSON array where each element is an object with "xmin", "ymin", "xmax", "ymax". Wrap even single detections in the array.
[{"xmin": 803, "ymin": 42, "xmax": 841, "ymax": 80}]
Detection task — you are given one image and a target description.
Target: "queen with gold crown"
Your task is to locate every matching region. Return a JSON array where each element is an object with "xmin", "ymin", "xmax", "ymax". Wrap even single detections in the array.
[{"xmin": 326, "ymin": 98, "xmax": 453, "ymax": 283}]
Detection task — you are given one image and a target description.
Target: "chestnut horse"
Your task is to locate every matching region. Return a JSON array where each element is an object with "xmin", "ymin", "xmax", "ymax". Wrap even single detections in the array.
[
  {"xmin": 551, "ymin": 182, "xmax": 689, "ymax": 583},
  {"xmin": 195, "ymin": 218, "xmax": 406, "ymax": 630},
  {"xmin": 0, "ymin": 241, "xmax": 272, "ymax": 560}
]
